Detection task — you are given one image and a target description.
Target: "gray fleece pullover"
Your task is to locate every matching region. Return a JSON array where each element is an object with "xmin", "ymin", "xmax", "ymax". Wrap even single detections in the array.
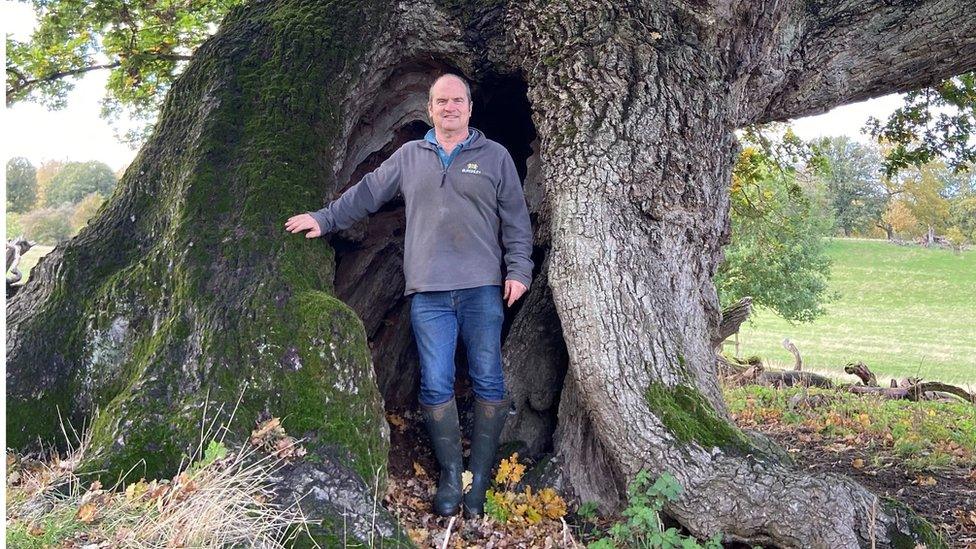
[{"xmin": 308, "ymin": 128, "xmax": 534, "ymax": 295}]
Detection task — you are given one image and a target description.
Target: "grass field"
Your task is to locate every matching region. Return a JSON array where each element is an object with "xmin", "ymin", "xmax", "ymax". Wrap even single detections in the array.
[
  {"xmin": 12, "ymin": 244, "xmax": 55, "ymax": 283},
  {"xmin": 736, "ymin": 239, "xmax": 976, "ymax": 385}
]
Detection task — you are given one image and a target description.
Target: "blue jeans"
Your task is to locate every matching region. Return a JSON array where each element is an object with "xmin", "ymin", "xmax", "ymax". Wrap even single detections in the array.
[{"xmin": 410, "ymin": 285, "xmax": 506, "ymax": 406}]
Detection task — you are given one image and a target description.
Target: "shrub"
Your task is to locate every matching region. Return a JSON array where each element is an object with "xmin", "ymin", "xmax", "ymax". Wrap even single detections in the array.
[
  {"xmin": 588, "ymin": 471, "xmax": 722, "ymax": 549},
  {"xmin": 20, "ymin": 206, "xmax": 74, "ymax": 244}
]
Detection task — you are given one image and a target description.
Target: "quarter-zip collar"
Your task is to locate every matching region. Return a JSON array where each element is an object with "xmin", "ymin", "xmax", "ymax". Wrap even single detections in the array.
[{"xmin": 422, "ymin": 127, "xmax": 484, "ymax": 169}]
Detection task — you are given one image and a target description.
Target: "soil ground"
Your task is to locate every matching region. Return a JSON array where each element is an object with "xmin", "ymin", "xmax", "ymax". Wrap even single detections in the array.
[
  {"xmin": 383, "ymin": 398, "xmax": 976, "ymax": 548},
  {"xmin": 753, "ymin": 426, "xmax": 976, "ymax": 548}
]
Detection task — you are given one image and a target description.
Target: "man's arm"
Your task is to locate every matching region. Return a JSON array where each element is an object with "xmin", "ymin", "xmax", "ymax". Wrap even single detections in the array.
[
  {"xmin": 496, "ymin": 151, "xmax": 534, "ymax": 293},
  {"xmin": 296, "ymin": 148, "xmax": 403, "ymax": 236}
]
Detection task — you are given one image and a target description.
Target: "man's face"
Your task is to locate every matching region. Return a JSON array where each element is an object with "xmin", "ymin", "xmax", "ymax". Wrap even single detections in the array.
[{"xmin": 427, "ymin": 77, "xmax": 472, "ymax": 134}]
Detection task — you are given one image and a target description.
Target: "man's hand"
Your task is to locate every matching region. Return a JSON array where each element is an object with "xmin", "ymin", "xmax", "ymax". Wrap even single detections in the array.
[
  {"xmin": 503, "ymin": 279, "xmax": 527, "ymax": 307},
  {"xmin": 284, "ymin": 213, "xmax": 322, "ymax": 239}
]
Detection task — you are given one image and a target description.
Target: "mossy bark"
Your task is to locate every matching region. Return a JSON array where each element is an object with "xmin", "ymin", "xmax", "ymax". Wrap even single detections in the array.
[{"xmin": 6, "ymin": 1, "xmax": 399, "ymax": 542}]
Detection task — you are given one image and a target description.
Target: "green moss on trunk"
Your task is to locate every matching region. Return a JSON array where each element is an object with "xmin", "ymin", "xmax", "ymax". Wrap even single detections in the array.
[
  {"xmin": 7, "ymin": 0, "xmax": 394, "ymax": 532},
  {"xmin": 882, "ymin": 498, "xmax": 947, "ymax": 549},
  {"xmin": 645, "ymin": 383, "xmax": 751, "ymax": 452}
]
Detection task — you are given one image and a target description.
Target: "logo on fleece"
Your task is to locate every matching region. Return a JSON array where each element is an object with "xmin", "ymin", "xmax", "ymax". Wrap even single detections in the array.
[{"xmin": 461, "ymin": 162, "xmax": 482, "ymax": 174}]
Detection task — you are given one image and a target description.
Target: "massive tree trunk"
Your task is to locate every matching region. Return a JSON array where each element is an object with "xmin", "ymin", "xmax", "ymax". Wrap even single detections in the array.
[{"xmin": 7, "ymin": 0, "xmax": 974, "ymax": 546}]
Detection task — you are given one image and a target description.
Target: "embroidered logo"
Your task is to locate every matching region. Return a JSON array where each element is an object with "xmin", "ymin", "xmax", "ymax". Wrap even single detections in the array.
[{"xmin": 461, "ymin": 162, "xmax": 481, "ymax": 174}]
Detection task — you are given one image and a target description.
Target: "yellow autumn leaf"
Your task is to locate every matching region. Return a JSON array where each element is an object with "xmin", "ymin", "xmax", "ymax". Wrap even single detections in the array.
[
  {"xmin": 76, "ymin": 502, "xmax": 99, "ymax": 524},
  {"xmin": 125, "ymin": 479, "xmax": 149, "ymax": 501},
  {"xmin": 386, "ymin": 413, "xmax": 407, "ymax": 431},
  {"xmin": 412, "ymin": 461, "xmax": 427, "ymax": 478}
]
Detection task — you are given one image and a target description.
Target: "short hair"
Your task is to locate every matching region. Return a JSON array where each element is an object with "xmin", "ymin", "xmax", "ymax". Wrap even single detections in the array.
[{"xmin": 428, "ymin": 73, "xmax": 472, "ymax": 105}]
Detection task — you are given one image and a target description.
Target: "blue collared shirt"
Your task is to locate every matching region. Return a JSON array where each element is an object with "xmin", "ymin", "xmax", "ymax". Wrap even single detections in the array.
[{"xmin": 424, "ymin": 128, "xmax": 477, "ymax": 169}]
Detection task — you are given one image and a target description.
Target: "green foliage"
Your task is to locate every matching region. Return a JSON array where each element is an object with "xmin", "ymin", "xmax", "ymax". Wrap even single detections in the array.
[
  {"xmin": 810, "ymin": 136, "xmax": 889, "ymax": 237},
  {"xmin": 866, "ymin": 72, "xmax": 976, "ymax": 176},
  {"xmin": 20, "ymin": 205, "xmax": 74, "ymax": 244},
  {"xmin": 6, "ymin": 0, "xmax": 245, "ymax": 143},
  {"xmin": 588, "ymin": 472, "xmax": 723, "ymax": 549},
  {"xmin": 737, "ymin": 239, "xmax": 976, "ymax": 384},
  {"xmin": 45, "ymin": 161, "xmax": 116, "ymax": 206},
  {"xmin": 717, "ymin": 128, "xmax": 835, "ymax": 322},
  {"xmin": 577, "ymin": 501, "xmax": 600, "ymax": 521},
  {"xmin": 6, "ymin": 156, "xmax": 38, "ymax": 212},
  {"xmin": 898, "ymin": 162, "xmax": 952, "ymax": 235},
  {"xmin": 946, "ymin": 171, "xmax": 976, "ymax": 244},
  {"xmin": 6, "ymin": 505, "xmax": 85, "ymax": 549},
  {"xmin": 186, "ymin": 440, "xmax": 228, "ymax": 476},
  {"xmin": 7, "ymin": 211, "xmax": 24, "ymax": 238},
  {"xmin": 69, "ymin": 192, "xmax": 105, "ymax": 234}
]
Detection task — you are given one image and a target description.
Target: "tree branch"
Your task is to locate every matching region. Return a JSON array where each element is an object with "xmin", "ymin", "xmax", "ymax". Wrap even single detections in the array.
[
  {"xmin": 6, "ymin": 54, "xmax": 194, "ymax": 102},
  {"xmin": 732, "ymin": 0, "xmax": 976, "ymax": 125}
]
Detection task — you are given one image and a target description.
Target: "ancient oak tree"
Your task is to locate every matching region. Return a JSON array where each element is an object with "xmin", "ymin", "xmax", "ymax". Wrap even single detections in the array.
[{"xmin": 7, "ymin": 1, "xmax": 974, "ymax": 547}]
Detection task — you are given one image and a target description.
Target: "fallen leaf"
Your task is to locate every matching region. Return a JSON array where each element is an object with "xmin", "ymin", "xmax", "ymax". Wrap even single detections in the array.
[
  {"xmin": 250, "ymin": 417, "xmax": 282, "ymax": 445},
  {"xmin": 28, "ymin": 523, "xmax": 44, "ymax": 536},
  {"xmin": 914, "ymin": 475, "xmax": 937, "ymax": 487},
  {"xmin": 462, "ymin": 471, "xmax": 473, "ymax": 493},
  {"xmin": 387, "ymin": 413, "xmax": 407, "ymax": 432},
  {"xmin": 77, "ymin": 502, "xmax": 99, "ymax": 523},
  {"xmin": 852, "ymin": 458, "xmax": 865, "ymax": 469},
  {"xmin": 412, "ymin": 461, "xmax": 427, "ymax": 478}
]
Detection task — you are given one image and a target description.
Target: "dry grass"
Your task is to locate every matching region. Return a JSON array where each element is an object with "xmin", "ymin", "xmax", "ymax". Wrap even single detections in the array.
[{"xmin": 6, "ymin": 406, "xmax": 312, "ymax": 548}]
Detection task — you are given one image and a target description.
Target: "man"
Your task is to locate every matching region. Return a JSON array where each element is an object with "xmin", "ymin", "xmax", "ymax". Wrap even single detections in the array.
[{"xmin": 285, "ymin": 74, "xmax": 534, "ymax": 518}]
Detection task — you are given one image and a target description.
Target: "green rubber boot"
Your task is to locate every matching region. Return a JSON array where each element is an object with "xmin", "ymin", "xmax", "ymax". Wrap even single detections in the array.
[
  {"xmin": 421, "ymin": 398, "xmax": 464, "ymax": 516},
  {"xmin": 463, "ymin": 397, "xmax": 511, "ymax": 518}
]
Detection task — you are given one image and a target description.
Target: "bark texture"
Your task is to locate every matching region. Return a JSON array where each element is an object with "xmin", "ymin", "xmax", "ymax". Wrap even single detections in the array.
[{"xmin": 7, "ymin": 0, "xmax": 975, "ymax": 547}]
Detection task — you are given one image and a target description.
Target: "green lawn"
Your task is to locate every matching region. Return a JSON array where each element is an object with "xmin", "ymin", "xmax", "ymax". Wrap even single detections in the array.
[
  {"xmin": 11, "ymin": 244, "xmax": 54, "ymax": 284},
  {"xmin": 736, "ymin": 239, "xmax": 976, "ymax": 385}
]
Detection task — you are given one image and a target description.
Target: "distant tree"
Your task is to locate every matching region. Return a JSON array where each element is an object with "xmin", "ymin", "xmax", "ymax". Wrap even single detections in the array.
[
  {"xmin": 6, "ymin": 0, "xmax": 244, "ymax": 143},
  {"xmin": 945, "ymin": 226, "xmax": 968, "ymax": 249},
  {"xmin": 716, "ymin": 133, "xmax": 835, "ymax": 323},
  {"xmin": 69, "ymin": 193, "xmax": 105, "ymax": 235},
  {"xmin": 20, "ymin": 205, "xmax": 74, "ymax": 244},
  {"xmin": 902, "ymin": 162, "xmax": 952, "ymax": 245},
  {"xmin": 867, "ymin": 72, "xmax": 976, "ymax": 176},
  {"xmin": 45, "ymin": 161, "xmax": 116, "ymax": 206},
  {"xmin": 34, "ymin": 159, "xmax": 67, "ymax": 207},
  {"xmin": 811, "ymin": 137, "xmax": 888, "ymax": 236},
  {"xmin": 949, "ymin": 194, "xmax": 976, "ymax": 242},
  {"xmin": 6, "ymin": 212, "xmax": 24, "ymax": 239},
  {"xmin": 6, "ymin": 157, "xmax": 37, "ymax": 213},
  {"xmin": 882, "ymin": 200, "xmax": 919, "ymax": 239}
]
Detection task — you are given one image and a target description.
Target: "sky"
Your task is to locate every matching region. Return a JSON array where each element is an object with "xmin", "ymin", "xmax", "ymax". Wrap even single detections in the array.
[{"xmin": 2, "ymin": 1, "xmax": 905, "ymax": 174}]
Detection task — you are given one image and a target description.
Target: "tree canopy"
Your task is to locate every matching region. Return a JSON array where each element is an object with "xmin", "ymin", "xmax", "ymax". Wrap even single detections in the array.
[
  {"xmin": 44, "ymin": 160, "xmax": 116, "ymax": 206},
  {"xmin": 717, "ymin": 129, "xmax": 835, "ymax": 322},
  {"xmin": 5, "ymin": 0, "xmax": 243, "ymax": 142},
  {"xmin": 6, "ymin": 156, "xmax": 38, "ymax": 213},
  {"xmin": 866, "ymin": 72, "xmax": 976, "ymax": 176}
]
